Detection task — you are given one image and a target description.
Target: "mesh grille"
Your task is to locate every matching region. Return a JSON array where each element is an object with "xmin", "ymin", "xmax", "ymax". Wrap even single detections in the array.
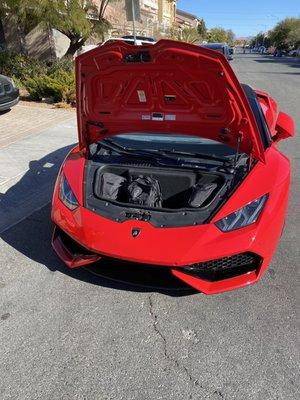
[{"xmin": 183, "ymin": 252, "xmax": 261, "ymax": 282}]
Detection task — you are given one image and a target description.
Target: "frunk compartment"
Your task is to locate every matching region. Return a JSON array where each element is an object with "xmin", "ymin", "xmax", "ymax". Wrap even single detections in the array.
[{"xmin": 93, "ymin": 164, "xmax": 223, "ymax": 210}]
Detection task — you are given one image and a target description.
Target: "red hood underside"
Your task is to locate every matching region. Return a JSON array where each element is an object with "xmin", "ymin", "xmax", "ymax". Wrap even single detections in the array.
[{"xmin": 75, "ymin": 39, "xmax": 265, "ymax": 161}]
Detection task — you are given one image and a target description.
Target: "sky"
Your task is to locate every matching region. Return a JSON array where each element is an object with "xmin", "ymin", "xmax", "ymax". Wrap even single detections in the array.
[{"xmin": 177, "ymin": 0, "xmax": 300, "ymax": 37}]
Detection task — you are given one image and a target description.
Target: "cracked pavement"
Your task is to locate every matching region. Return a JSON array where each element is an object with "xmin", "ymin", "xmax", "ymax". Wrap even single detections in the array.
[{"xmin": 0, "ymin": 54, "xmax": 299, "ymax": 399}]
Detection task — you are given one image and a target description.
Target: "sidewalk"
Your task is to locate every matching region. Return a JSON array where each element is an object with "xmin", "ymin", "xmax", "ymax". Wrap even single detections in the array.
[
  {"xmin": 0, "ymin": 103, "xmax": 76, "ymax": 233},
  {"xmin": 0, "ymin": 102, "xmax": 75, "ymax": 148}
]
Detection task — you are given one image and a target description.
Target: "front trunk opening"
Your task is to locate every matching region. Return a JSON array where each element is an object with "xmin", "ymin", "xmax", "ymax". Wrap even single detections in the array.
[
  {"xmin": 93, "ymin": 164, "xmax": 225, "ymax": 211},
  {"xmin": 83, "ymin": 135, "xmax": 250, "ymax": 228}
]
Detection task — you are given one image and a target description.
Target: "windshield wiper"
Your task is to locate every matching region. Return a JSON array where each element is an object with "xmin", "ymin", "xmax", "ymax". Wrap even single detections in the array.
[
  {"xmin": 158, "ymin": 149, "xmax": 232, "ymax": 164},
  {"xmin": 103, "ymin": 139, "xmax": 230, "ymax": 163},
  {"xmin": 100, "ymin": 138, "xmax": 234, "ymax": 170},
  {"xmin": 101, "ymin": 138, "xmax": 165, "ymax": 158},
  {"xmin": 98, "ymin": 139, "xmax": 167, "ymax": 166}
]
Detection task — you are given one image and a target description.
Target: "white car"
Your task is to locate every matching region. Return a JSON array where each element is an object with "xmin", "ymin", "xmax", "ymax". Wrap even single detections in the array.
[
  {"xmin": 77, "ymin": 36, "xmax": 156, "ymax": 56},
  {"xmin": 103, "ymin": 36, "xmax": 156, "ymax": 46}
]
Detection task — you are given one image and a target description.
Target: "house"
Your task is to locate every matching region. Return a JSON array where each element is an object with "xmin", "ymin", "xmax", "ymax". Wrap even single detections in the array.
[
  {"xmin": 103, "ymin": 0, "xmax": 177, "ymax": 38},
  {"xmin": 176, "ymin": 9, "xmax": 200, "ymax": 29}
]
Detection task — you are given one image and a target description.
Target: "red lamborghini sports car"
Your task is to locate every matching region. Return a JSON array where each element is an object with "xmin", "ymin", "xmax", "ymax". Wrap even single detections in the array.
[{"xmin": 51, "ymin": 40, "xmax": 295, "ymax": 294}]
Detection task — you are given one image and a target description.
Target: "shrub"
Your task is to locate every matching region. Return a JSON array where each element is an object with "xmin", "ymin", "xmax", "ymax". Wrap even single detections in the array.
[
  {"xmin": 0, "ymin": 50, "xmax": 76, "ymax": 104},
  {"xmin": 0, "ymin": 51, "xmax": 47, "ymax": 81},
  {"xmin": 24, "ymin": 68, "xmax": 75, "ymax": 104},
  {"xmin": 46, "ymin": 58, "xmax": 74, "ymax": 75}
]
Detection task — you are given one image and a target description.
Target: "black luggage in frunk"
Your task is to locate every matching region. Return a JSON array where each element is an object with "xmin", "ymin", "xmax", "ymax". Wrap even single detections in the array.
[
  {"xmin": 95, "ymin": 172, "xmax": 127, "ymax": 200},
  {"xmin": 128, "ymin": 176, "xmax": 162, "ymax": 207},
  {"xmin": 188, "ymin": 182, "xmax": 218, "ymax": 208}
]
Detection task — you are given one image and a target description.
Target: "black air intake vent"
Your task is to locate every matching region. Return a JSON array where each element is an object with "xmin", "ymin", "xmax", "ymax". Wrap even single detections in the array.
[
  {"xmin": 182, "ymin": 252, "xmax": 261, "ymax": 282},
  {"xmin": 124, "ymin": 51, "xmax": 151, "ymax": 63}
]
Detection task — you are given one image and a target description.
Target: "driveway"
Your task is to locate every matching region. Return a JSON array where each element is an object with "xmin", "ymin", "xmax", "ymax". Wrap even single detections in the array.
[
  {"xmin": 0, "ymin": 54, "xmax": 299, "ymax": 400},
  {"xmin": 0, "ymin": 102, "xmax": 74, "ymax": 148},
  {"xmin": 0, "ymin": 102, "xmax": 76, "ymax": 232}
]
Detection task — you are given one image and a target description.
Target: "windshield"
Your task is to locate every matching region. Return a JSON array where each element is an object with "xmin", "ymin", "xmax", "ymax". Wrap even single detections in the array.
[
  {"xmin": 105, "ymin": 133, "xmax": 236, "ymax": 157},
  {"xmin": 202, "ymin": 45, "xmax": 225, "ymax": 53}
]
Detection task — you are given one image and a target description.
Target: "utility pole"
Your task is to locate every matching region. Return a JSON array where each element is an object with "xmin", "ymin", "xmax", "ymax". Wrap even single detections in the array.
[
  {"xmin": 125, "ymin": 0, "xmax": 141, "ymax": 44},
  {"xmin": 131, "ymin": 0, "xmax": 137, "ymax": 45}
]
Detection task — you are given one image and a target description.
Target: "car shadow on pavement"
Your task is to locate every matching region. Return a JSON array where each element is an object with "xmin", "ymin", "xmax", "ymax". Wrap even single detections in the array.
[
  {"xmin": 0, "ymin": 109, "xmax": 11, "ymax": 116},
  {"xmin": 0, "ymin": 147, "xmax": 195, "ymax": 297},
  {"xmin": 253, "ymin": 55, "xmax": 300, "ymax": 69}
]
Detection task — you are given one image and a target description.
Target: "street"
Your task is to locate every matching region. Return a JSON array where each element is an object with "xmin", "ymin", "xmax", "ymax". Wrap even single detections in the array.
[{"xmin": 0, "ymin": 54, "xmax": 299, "ymax": 400}]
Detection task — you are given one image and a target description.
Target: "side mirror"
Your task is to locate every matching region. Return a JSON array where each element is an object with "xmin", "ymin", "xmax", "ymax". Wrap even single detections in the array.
[{"xmin": 273, "ymin": 111, "xmax": 295, "ymax": 142}]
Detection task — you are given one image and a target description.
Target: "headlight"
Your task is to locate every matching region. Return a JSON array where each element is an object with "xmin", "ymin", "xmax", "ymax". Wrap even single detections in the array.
[
  {"xmin": 7, "ymin": 77, "xmax": 16, "ymax": 88},
  {"xmin": 215, "ymin": 194, "xmax": 268, "ymax": 232},
  {"xmin": 59, "ymin": 175, "xmax": 79, "ymax": 210}
]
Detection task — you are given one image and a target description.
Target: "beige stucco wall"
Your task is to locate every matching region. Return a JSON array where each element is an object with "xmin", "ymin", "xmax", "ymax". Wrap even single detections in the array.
[
  {"xmin": 2, "ymin": 16, "xmax": 71, "ymax": 61},
  {"xmin": 25, "ymin": 24, "xmax": 54, "ymax": 61},
  {"xmin": 158, "ymin": 0, "xmax": 176, "ymax": 24},
  {"xmin": 3, "ymin": 18, "xmax": 53, "ymax": 61},
  {"xmin": 103, "ymin": 0, "xmax": 176, "ymax": 38},
  {"xmin": 52, "ymin": 29, "xmax": 70, "ymax": 59}
]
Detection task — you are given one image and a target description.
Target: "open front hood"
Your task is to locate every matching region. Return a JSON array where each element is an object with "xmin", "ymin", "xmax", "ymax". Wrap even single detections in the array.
[{"xmin": 76, "ymin": 39, "xmax": 265, "ymax": 161}]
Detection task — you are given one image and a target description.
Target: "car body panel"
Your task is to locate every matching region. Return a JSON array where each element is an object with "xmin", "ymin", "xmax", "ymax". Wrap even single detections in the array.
[
  {"xmin": 255, "ymin": 89, "xmax": 278, "ymax": 136},
  {"xmin": 51, "ymin": 40, "xmax": 295, "ymax": 295},
  {"xmin": 51, "ymin": 143, "xmax": 290, "ymax": 294},
  {"xmin": 0, "ymin": 96, "xmax": 19, "ymax": 111},
  {"xmin": 0, "ymin": 74, "xmax": 19, "ymax": 111},
  {"xmin": 75, "ymin": 39, "xmax": 265, "ymax": 161}
]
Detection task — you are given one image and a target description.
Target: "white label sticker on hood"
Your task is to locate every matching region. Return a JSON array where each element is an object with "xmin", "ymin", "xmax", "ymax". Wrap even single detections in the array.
[
  {"xmin": 165, "ymin": 114, "xmax": 176, "ymax": 121},
  {"xmin": 137, "ymin": 90, "xmax": 146, "ymax": 103}
]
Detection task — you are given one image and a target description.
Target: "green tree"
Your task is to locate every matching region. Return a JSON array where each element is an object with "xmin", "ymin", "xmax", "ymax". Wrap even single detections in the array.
[
  {"xmin": 250, "ymin": 32, "xmax": 271, "ymax": 48},
  {"xmin": 168, "ymin": 27, "xmax": 200, "ymax": 44},
  {"xmin": 0, "ymin": 0, "xmax": 117, "ymax": 58},
  {"xmin": 180, "ymin": 27, "xmax": 201, "ymax": 44},
  {"xmin": 206, "ymin": 27, "xmax": 229, "ymax": 43},
  {"xmin": 226, "ymin": 29, "xmax": 235, "ymax": 45},
  {"xmin": 0, "ymin": 0, "xmax": 41, "ymax": 52},
  {"xmin": 197, "ymin": 18, "xmax": 207, "ymax": 38},
  {"xmin": 269, "ymin": 17, "xmax": 300, "ymax": 50},
  {"xmin": 287, "ymin": 23, "xmax": 300, "ymax": 48},
  {"xmin": 92, "ymin": 0, "xmax": 115, "ymax": 43},
  {"xmin": 42, "ymin": 0, "xmax": 98, "ymax": 57}
]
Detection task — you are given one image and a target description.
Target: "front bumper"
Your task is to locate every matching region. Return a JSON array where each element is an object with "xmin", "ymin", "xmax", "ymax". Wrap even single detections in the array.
[
  {"xmin": 51, "ymin": 179, "xmax": 287, "ymax": 294},
  {"xmin": 50, "ymin": 140, "xmax": 291, "ymax": 295},
  {"xmin": 52, "ymin": 224, "xmax": 264, "ymax": 294},
  {"xmin": 0, "ymin": 95, "xmax": 19, "ymax": 111}
]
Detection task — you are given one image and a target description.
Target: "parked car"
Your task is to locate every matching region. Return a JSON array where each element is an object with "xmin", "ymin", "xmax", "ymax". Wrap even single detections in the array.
[
  {"xmin": 288, "ymin": 48, "xmax": 300, "ymax": 57},
  {"xmin": 258, "ymin": 46, "xmax": 267, "ymax": 54},
  {"xmin": 77, "ymin": 44, "xmax": 98, "ymax": 55},
  {"xmin": 103, "ymin": 36, "xmax": 156, "ymax": 46},
  {"xmin": 229, "ymin": 46, "xmax": 235, "ymax": 55},
  {"xmin": 201, "ymin": 42, "xmax": 233, "ymax": 61},
  {"xmin": 273, "ymin": 49, "xmax": 288, "ymax": 57},
  {"xmin": 51, "ymin": 40, "xmax": 295, "ymax": 295},
  {"xmin": 121, "ymin": 35, "xmax": 156, "ymax": 43},
  {"xmin": 0, "ymin": 74, "xmax": 19, "ymax": 112},
  {"xmin": 77, "ymin": 37, "xmax": 156, "ymax": 55}
]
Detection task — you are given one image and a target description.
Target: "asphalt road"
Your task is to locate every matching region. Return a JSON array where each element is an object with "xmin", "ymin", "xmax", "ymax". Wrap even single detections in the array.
[{"xmin": 0, "ymin": 54, "xmax": 299, "ymax": 400}]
